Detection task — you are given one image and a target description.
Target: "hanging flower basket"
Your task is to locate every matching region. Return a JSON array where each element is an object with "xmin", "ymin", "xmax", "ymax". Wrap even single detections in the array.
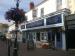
[{"xmin": 5, "ymin": 8, "xmax": 27, "ymax": 23}]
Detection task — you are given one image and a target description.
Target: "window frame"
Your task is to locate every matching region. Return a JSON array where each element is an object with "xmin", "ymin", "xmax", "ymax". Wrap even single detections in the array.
[
  {"xmin": 40, "ymin": 8, "xmax": 44, "ymax": 17},
  {"xmin": 32, "ymin": 9, "xmax": 37, "ymax": 19}
]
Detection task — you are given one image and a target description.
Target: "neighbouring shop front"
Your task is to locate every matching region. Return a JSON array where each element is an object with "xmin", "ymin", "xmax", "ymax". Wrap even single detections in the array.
[{"xmin": 65, "ymin": 14, "xmax": 75, "ymax": 49}]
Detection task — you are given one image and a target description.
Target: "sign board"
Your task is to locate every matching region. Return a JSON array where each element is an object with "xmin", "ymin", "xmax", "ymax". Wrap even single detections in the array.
[
  {"xmin": 46, "ymin": 14, "xmax": 62, "ymax": 25},
  {"xmin": 26, "ymin": 19, "xmax": 44, "ymax": 28}
]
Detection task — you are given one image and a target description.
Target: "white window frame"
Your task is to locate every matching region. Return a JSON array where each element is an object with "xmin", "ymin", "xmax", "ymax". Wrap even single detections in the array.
[
  {"xmin": 40, "ymin": 8, "xmax": 44, "ymax": 17},
  {"xmin": 32, "ymin": 9, "xmax": 37, "ymax": 19},
  {"xmin": 40, "ymin": 32, "xmax": 48, "ymax": 42}
]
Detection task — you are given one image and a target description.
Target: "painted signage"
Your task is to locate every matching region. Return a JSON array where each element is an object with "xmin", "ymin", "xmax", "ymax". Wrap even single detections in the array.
[
  {"xmin": 26, "ymin": 19, "xmax": 44, "ymax": 28},
  {"xmin": 46, "ymin": 14, "xmax": 62, "ymax": 25}
]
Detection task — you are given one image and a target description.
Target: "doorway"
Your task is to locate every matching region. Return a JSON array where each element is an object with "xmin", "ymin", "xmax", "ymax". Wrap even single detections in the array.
[
  {"xmin": 48, "ymin": 31, "xmax": 55, "ymax": 47},
  {"xmin": 36, "ymin": 32, "xmax": 40, "ymax": 41},
  {"xmin": 66, "ymin": 29, "xmax": 75, "ymax": 49},
  {"xmin": 48, "ymin": 30, "xmax": 62, "ymax": 49},
  {"xmin": 32, "ymin": 32, "xmax": 36, "ymax": 43},
  {"xmin": 56, "ymin": 31, "xmax": 62, "ymax": 48}
]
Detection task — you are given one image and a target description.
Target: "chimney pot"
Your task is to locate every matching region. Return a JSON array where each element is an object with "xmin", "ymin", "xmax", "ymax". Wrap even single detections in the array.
[{"xmin": 29, "ymin": 2, "xmax": 34, "ymax": 10}]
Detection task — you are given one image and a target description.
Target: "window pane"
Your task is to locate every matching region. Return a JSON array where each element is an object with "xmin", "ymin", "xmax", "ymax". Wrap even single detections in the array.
[
  {"xmin": 41, "ymin": 8, "xmax": 44, "ymax": 16},
  {"xmin": 32, "ymin": 9, "xmax": 37, "ymax": 19}
]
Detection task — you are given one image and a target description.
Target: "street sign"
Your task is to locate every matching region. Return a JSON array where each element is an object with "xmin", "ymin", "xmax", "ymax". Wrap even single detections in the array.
[{"xmin": 65, "ymin": 14, "xmax": 75, "ymax": 29}]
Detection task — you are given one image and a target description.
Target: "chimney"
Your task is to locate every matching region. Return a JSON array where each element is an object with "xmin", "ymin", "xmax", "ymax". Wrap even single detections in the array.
[{"xmin": 29, "ymin": 2, "xmax": 34, "ymax": 10}]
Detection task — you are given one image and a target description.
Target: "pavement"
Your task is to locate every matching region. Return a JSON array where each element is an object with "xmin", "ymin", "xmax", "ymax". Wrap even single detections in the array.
[
  {"xmin": 19, "ymin": 43, "xmax": 75, "ymax": 56},
  {"xmin": 0, "ymin": 40, "xmax": 75, "ymax": 56},
  {"xmin": 0, "ymin": 40, "xmax": 8, "ymax": 56}
]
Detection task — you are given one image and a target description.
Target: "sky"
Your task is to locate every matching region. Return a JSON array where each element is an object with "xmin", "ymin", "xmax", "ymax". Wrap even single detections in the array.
[{"xmin": 0, "ymin": 0, "xmax": 44, "ymax": 25}]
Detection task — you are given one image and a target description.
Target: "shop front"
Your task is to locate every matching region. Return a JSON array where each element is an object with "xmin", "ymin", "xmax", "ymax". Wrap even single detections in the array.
[
  {"xmin": 25, "ymin": 14, "xmax": 64, "ymax": 49},
  {"xmin": 25, "ymin": 29, "xmax": 48, "ymax": 48},
  {"xmin": 25, "ymin": 27, "xmax": 63, "ymax": 49},
  {"xmin": 65, "ymin": 14, "xmax": 75, "ymax": 49}
]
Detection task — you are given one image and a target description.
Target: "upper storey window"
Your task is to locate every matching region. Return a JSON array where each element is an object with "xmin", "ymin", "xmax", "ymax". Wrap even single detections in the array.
[
  {"xmin": 57, "ymin": 0, "xmax": 62, "ymax": 10},
  {"xmin": 32, "ymin": 9, "xmax": 37, "ymax": 19},
  {"xmin": 41, "ymin": 8, "xmax": 44, "ymax": 17}
]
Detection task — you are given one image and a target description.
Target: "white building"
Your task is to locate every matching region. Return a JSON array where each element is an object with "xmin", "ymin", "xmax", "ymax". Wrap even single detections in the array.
[
  {"xmin": 8, "ymin": 24, "xmax": 15, "ymax": 32},
  {"xmin": 25, "ymin": 0, "xmax": 70, "ymax": 21},
  {"xmin": 8, "ymin": 24, "xmax": 22, "ymax": 42},
  {"xmin": 19, "ymin": 0, "xmax": 71, "ymax": 50}
]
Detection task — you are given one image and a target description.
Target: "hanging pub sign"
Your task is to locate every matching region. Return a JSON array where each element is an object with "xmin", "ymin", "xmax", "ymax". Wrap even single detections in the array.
[
  {"xmin": 21, "ymin": 25, "xmax": 25, "ymax": 29},
  {"xmin": 26, "ymin": 19, "xmax": 44, "ymax": 28},
  {"xmin": 46, "ymin": 14, "xmax": 62, "ymax": 25}
]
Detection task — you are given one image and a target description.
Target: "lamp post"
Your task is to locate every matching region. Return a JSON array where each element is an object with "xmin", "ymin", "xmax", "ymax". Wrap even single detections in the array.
[
  {"xmin": 13, "ymin": 0, "xmax": 19, "ymax": 56},
  {"xmin": 6, "ymin": 33, "xmax": 11, "ymax": 56},
  {"xmin": 8, "ymin": 38, "xmax": 11, "ymax": 56},
  {"xmin": 5, "ymin": 0, "xmax": 27, "ymax": 56}
]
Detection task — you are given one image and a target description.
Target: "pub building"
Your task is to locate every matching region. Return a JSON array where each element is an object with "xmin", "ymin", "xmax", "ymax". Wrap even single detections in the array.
[
  {"xmin": 7, "ymin": 0, "xmax": 75, "ymax": 50},
  {"xmin": 19, "ymin": 0, "xmax": 73, "ymax": 50},
  {"xmin": 20, "ymin": 9, "xmax": 70, "ymax": 50}
]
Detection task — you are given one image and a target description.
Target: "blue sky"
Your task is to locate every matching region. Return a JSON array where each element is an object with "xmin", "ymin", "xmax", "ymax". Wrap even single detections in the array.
[{"xmin": 0, "ymin": 0, "xmax": 43, "ymax": 25}]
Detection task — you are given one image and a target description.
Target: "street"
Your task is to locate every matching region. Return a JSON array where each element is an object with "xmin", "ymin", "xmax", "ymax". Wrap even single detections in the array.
[{"xmin": 0, "ymin": 40, "xmax": 75, "ymax": 56}]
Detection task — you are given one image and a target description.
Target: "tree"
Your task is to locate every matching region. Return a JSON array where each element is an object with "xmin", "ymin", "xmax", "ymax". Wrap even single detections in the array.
[{"xmin": 0, "ymin": 23, "xmax": 8, "ymax": 33}]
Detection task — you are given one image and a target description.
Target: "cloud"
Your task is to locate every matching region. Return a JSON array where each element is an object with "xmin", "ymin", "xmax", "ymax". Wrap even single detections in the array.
[{"xmin": 0, "ymin": 20, "xmax": 13, "ymax": 25}]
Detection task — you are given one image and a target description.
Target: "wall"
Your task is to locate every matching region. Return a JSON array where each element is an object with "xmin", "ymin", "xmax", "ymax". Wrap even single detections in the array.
[
  {"xmin": 62, "ymin": 0, "xmax": 69, "ymax": 9},
  {"xmin": 25, "ymin": 10, "xmax": 33, "ymax": 21},
  {"xmin": 68, "ymin": 0, "xmax": 75, "ymax": 14},
  {"xmin": 8, "ymin": 24, "xmax": 15, "ymax": 32}
]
